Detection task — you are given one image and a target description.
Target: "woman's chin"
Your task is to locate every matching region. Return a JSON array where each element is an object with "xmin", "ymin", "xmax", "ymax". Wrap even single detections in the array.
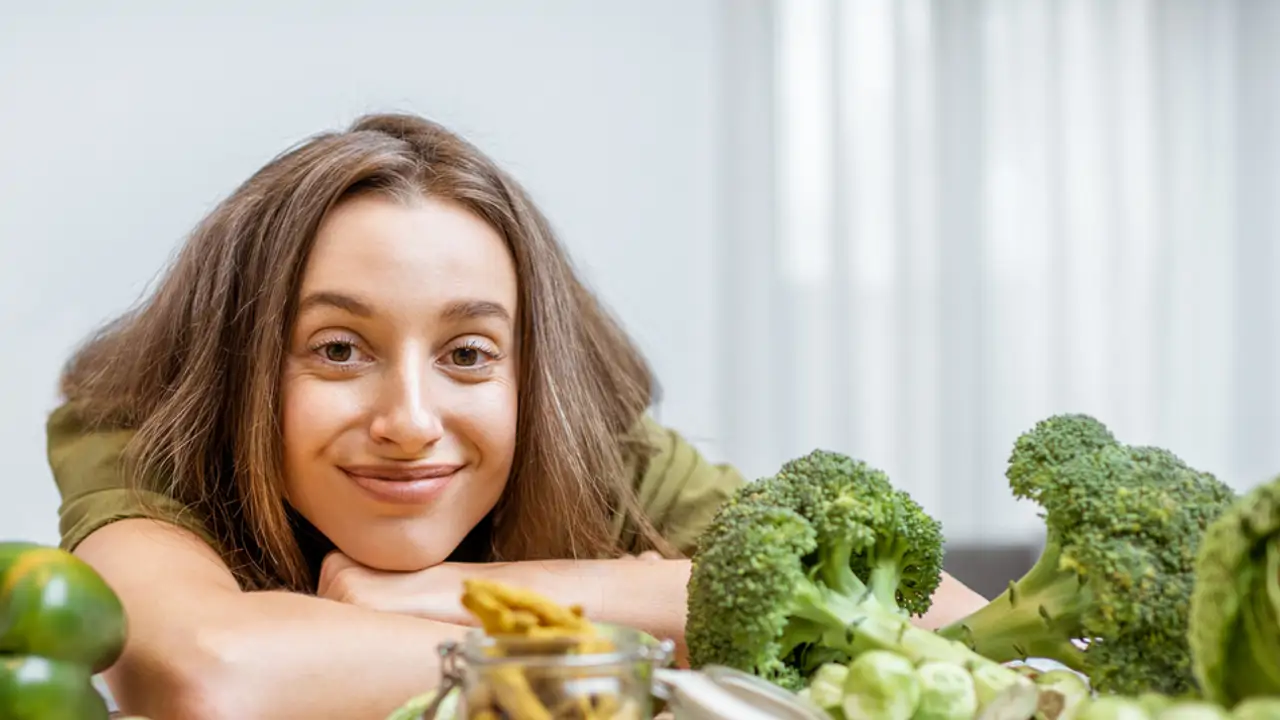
[
  {"xmin": 368, "ymin": 558, "xmax": 433, "ymax": 572},
  {"xmin": 334, "ymin": 533, "xmax": 458, "ymax": 573}
]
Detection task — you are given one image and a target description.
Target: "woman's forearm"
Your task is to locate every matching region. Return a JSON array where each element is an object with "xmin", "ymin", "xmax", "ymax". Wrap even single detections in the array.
[
  {"xmin": 78, "ymin": 520, "xmax": 464, "ymax": 720},
  {"xmin": 183, "ymin": 590, "xmax": 467, "ymax": 719},
  {"xmin": 481, "ymin": 557, "xmax": 693, "ymax": 648},
  {"xmin": 452, "ymin": 563, "xmax": 984, "ymax": 636},
  {"xmin": 331, "ymin": 556, "xmax": 695, "ymax": 662},
  {"xmin": 914, "ymin": 571, "xmax": 989, "ymax": 629},
  {"xmin": 315, "ymin": 553, "xmax": 988, "ymax": 689},
  {"xmin": 485, "ymin": 564, "xmax": 986, "ymax": 638}
]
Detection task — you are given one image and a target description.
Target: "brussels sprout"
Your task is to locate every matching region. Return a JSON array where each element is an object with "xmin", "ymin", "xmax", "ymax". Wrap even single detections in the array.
[
  {"xmin": 1075, "ymin": 696, "xmax": 1151, "ymax": 720},
  {"xmin": 1033, "ymin": 669, "xmax": 1091, "ymax": 720},
  {"xmin": 1231, "ymin": 698, "xmax": 1280, "ymax": 720},
  {"xmin": 806, "ymin": 662, "xmax": 850, "ymax": 710},
  {"xmin": 913, "ymin": 661, "xmax": 978, "ymax": 720},
  {"xmin": 1155, "ymin": 701, "xmax": 1229, "ymax": 720},
  {"xmin": 1136, "ymin": 694, "xmax": 1174, "ymax": 716},
  {"xmin": 841, "ymin": 650, "xmax": 921, "ymax": 720}
]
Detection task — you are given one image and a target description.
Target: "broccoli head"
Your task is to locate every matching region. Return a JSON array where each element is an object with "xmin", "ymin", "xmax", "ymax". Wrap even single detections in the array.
[
  {"xmin": 684, "ymin": 450, "xmax": 1040, "ymax": 717},
  {"xmin": 682, "ymin": 500, "xmax": 817, "ymax": 689},
  {"xmin": 773, "ymin": 450, "xmax": 944, "ymax": 617},
  {"xmin": 937, "ymin": 414, "xmax": 1238, "ymax": 695},
  {"xmin": 1005, "ymin": 414, "xmax": 1117, "ymax": 495},
  {"xmin": 1188, "ymin": 471, "xmax": 1280, "ymax": 707}
]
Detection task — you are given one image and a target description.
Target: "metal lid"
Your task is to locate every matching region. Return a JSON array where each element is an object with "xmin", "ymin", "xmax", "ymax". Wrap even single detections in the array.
[{"xmin": 654, "ymin": 667, "xmax": 831, "ymax": 720}]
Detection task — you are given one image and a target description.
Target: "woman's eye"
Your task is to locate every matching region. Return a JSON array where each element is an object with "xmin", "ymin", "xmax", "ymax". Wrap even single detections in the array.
[
  {"xmin": 320, "ymin": 342, "xmax": 357, "ymax": 363},
  {"xmin": 451, "ymin": 347, "xmax": 481, "ymax": 367},
  {"xmin": 445, "ymin": 341, "xmax": 500, "ymax": 370}
]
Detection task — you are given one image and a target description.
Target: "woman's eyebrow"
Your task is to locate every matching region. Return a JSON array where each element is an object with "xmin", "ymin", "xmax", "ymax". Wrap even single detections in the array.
[
  {"xmin": 297, "ymin": 292, "xmax": 511, "ymax": 325},
  {"xmin": 297, "ymin": 291, "xmax": 374, "ymax": 317},
  {"xmin": 440, "ymin": 299, "xmax": 512, "ymax": 324}
]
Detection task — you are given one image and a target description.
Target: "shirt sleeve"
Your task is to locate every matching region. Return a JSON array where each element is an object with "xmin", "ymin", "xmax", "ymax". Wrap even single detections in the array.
[
  {"xmin": 45, "ymin": 403, "xmax": 215, "ymax": 552},
  {"xmin": 631, "ymin": 415, "xmax": 745, "ymax": 557}
]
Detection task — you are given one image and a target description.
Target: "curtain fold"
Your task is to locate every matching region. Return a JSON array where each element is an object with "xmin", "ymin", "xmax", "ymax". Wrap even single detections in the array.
[{"xmin": 717, "ymin": 0, "xmax": 1280, "ymax": 544}]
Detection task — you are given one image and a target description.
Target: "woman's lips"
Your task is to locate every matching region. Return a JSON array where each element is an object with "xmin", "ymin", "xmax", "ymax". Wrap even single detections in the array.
[{"xmin": 341, "ymin": 463, "xmax": 462, "ymax": 505}]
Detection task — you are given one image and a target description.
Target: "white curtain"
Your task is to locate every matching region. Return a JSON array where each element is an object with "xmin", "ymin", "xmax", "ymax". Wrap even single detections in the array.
[{"xmin": 714, "ymin": 0, "xmax": 1280, "ymax": 544}]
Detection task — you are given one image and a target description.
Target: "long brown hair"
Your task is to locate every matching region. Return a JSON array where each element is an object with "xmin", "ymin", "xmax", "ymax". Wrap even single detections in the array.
[{"xmin": 59, "ymin": 113, "xmax": 675, "ymax": 591}]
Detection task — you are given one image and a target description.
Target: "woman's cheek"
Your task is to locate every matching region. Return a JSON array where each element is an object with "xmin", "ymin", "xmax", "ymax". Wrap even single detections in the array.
[
  {"xmin": 282, "ymin": 371, "xmax": 368, "ymax": 459},
  {"xmin": 453, "ymin": 377, "xmax": 518, "ymax": 462}
]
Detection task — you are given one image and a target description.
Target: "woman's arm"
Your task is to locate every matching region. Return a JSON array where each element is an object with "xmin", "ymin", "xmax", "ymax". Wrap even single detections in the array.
[
  {"xmin": 318, "ymin": 556, "xmax": 989, "ymax": 664},
  {"xmin": 917, "ymin": 571, "xmax": 989, "ymax": 629},
  {"xmin": 319, "ymin": 553, "xmax": 695, "ymax": 662},
  {"xmin": 75, "ymin": 519, "xmax": 465, "ymax": 720}
]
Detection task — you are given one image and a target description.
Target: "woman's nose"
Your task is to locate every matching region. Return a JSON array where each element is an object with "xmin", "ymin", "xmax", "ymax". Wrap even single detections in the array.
[{"xmin": 368, "ymin": 358, "xmax": 444, "ymax": 454}]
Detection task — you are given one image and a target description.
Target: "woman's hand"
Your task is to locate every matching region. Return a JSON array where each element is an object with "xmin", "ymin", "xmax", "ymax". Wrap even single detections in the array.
[
  {"xmin": 621, "ymin": 551, "xmax": 665, "ymax": 560},
  {"xmin": 317, "ymin": 551, "xmax": 470, "ymax": 623},
  {"xmin": 315, "ymin": 550, "xmax": 384, "ymax": 607}
]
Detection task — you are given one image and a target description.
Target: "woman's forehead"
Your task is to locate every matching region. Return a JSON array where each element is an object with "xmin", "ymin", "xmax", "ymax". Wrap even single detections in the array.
[{"xmin": 299, "ymin": 194, "xmax": 518, "ymax": 321}]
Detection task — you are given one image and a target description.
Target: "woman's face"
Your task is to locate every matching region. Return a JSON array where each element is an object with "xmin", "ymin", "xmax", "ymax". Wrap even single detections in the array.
[{"xmin": 281, "ymin": 193, "xmax": 519, "ymax": 572}]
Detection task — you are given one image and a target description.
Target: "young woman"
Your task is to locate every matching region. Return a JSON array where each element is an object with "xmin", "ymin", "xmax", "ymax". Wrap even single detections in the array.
[{"xmin": 47, "ymin": 113, "xmax": 987, "ymax": 718}]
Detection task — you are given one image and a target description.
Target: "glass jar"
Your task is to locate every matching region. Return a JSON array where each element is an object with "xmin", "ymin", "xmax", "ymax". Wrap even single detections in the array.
[{"xmin": 434, "ymin": 624, "xmax": 677, "ymax": 720}]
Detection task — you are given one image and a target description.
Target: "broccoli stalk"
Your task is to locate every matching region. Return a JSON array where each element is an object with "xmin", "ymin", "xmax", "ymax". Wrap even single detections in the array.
[
  {"xmin": 684, "ymin": 451, "xmax": 1040, "ymax": 719},
  {"xmin": 937, "ymin": 540, "xmax": 1091, "ymax": 667},
  {"xmin": 936, "ymin": 415, "xmax": 1238, "ymax": 696}
]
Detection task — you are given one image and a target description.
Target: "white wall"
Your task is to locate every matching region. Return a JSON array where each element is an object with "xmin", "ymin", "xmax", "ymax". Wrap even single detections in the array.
[{"xmin": 0, "ymin": 1, "xmax": 728, "ymax": 545}]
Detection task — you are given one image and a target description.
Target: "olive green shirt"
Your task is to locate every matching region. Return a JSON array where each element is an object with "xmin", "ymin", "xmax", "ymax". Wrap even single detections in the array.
[{"xmin": 45, "ymin": 404, "xmax": 743, "ymax": 567}]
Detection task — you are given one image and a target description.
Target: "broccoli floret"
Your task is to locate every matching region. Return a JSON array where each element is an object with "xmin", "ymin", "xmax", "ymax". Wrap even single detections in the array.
[
  {"xmin": 775, "ymin": 450, "xmax": 944, "ymax": 618},
  {"xmin": 683, "ymin": 501, "xmax": 818, "ymax": 688},
  {"xmin": 1005, "ymin": 414, "xmax": 1118, "ymax": 494},
  {"xmin": 684, "ymin": 450, "xmax": 1039, "ymax": 717},
  {"xmin": 937, "ymin": 415, "xmax": 1238, "ymax": 696},
  {"xmin": 1187, "ymin": 472, "xmax": 1280, "ymax": 707}
]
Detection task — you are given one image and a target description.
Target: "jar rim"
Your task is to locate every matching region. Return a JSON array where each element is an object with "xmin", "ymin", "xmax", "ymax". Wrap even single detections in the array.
[{"xmin": 456, "ymin": 623, "xmax": 664, "ymax": 669}]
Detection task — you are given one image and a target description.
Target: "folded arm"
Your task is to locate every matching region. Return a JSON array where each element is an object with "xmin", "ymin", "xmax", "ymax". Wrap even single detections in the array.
[
  {"xmin": 317, "ymin": 554, "xmax": 989, "ymax": 668},
  {"xmin": 318, "ymin": 551, "xmax": 695, "ymax": 664},
  {"xmin": 75, "ymin": 519, "xmax": 466, "ymax": 720},
  {"xmin": 83, "ymin": 518, "xmax": 985, "ymax": 719}
]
